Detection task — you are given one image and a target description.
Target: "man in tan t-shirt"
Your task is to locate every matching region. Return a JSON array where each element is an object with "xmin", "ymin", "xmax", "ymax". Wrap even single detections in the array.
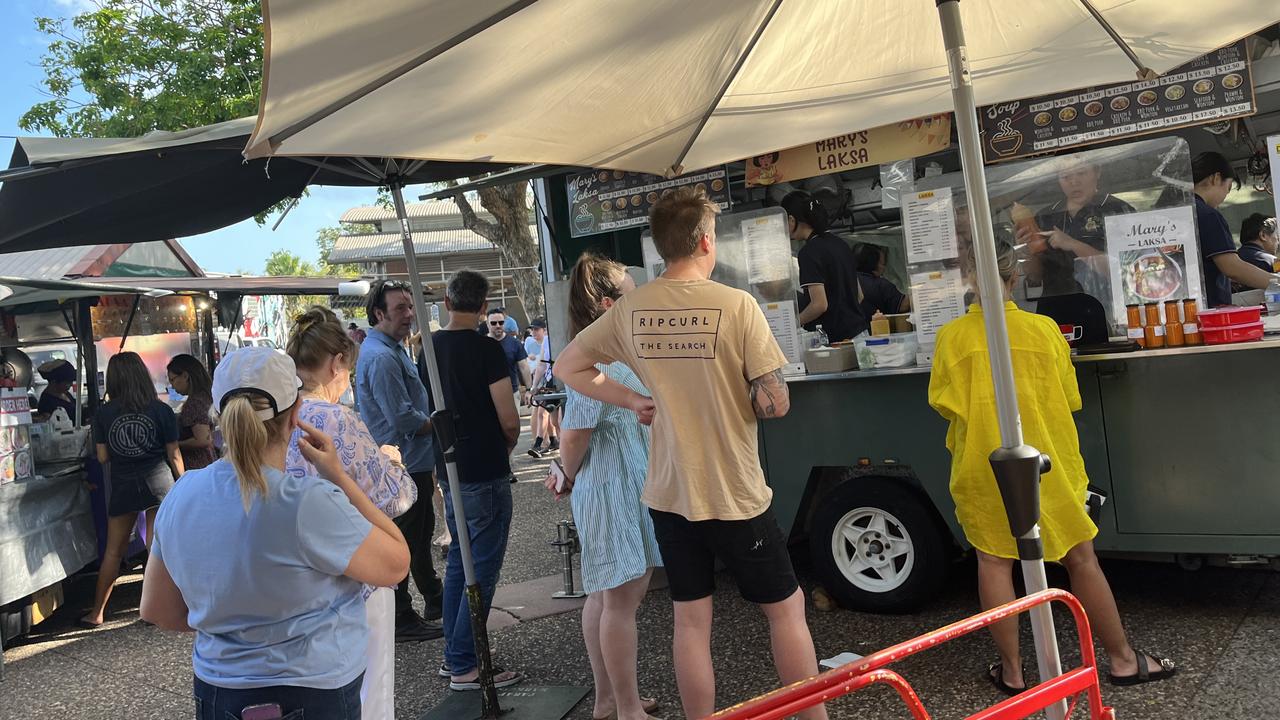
[{"xmin": 556, "ymin": 187, "xmax": 826, "ymax": 720}]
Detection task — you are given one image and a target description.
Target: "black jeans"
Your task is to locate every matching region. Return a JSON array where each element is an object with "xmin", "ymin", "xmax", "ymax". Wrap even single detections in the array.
[
  {"xmin": 394, "ymin": 471, "xmax": 443, "ymax": 619},
  {"xmin": 193, "ymin": 674, "xmax": 362, "ymax": 720}
]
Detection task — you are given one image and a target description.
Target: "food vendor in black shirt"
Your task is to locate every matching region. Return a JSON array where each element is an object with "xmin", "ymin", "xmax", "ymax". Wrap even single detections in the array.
[
  {"xmin": 782, "ymin": 190, "xmax": 868, "ymax": 342},
  {"xmin": 1236, "ymin": 213, "xmax": 1278, "ymax": 274},
  {"xmin": 853, "ymin": 244, "xmax": 910, "ymax": 318},
  {"xmin": 1181, "ymin": 152, "xmax": 1280, "ymax": 306},
  {"xmin": 33, "ymin": 359, "xmax": 78, "ymax": 422},
  {"xmin": 1015, "ymin": 158, "xmax": 1134, "ymax": 295}
]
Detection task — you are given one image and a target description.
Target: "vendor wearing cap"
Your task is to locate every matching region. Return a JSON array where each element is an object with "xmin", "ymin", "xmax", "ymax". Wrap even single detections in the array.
[
  {"xmin": 1017, "ymin": 157, "xmax": 1134, "ymax": 295},
  {"xmin": 1237, "ymin": 213, "xmax": 1278, "ymax": 274},
  {"xmin": 34, "ymin": 359, "xmax": 78, "ymax": 423}
]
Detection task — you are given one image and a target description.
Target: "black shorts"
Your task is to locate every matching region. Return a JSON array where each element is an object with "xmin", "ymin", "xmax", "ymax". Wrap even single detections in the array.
[{"xmin": 649, "ymin": 506, "xmax": 798, "ymax": 604}]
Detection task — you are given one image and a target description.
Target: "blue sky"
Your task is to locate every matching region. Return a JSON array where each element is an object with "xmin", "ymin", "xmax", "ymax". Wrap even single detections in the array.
[{"xmin": 0, "ymin": 0, "xmax": 416, "ymax": 275}]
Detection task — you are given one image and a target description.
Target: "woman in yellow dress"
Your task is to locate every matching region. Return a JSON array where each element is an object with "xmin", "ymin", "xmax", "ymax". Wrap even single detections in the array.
[{"xmin": 928, "ymin": 238, "xmax": 1175, "ymax": 694}]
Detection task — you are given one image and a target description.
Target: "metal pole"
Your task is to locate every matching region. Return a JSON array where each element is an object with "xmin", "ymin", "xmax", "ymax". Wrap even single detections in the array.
[
  {"xmin": 935, "ymin": 2, "xmax": 1064, "ymax": 717},
  {"xmin": 390, "ymin": 182, "xmax": 502, "ymax": 718}
]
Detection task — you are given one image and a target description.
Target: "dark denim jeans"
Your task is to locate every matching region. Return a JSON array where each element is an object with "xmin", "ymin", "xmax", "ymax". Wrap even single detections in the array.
[
  {"xmin": 439, "ymin": 477, "xmax": 513, "ymax": 675},
  {"xmin": 193, "ymin": 674, "xmax": 362, "ymax": 720}
]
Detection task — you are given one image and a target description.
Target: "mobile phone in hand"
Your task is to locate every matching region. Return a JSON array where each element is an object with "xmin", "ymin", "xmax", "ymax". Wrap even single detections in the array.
[
  {"xmin": 549, "ymin": 459, "xmax": 567, "ymax": 494},
  {"xmin": 241, "ymin": 704, "xmax": 284, "ymax": 720}
]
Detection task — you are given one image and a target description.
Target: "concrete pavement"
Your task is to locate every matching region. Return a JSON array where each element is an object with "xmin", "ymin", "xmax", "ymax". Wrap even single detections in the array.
[{"xmin": 4, "ymin": 445, "xmax": 1279, "ymax": 719}]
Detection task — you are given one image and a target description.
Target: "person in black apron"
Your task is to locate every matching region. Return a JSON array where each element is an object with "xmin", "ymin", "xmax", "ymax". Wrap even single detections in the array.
[{"xmin": 781, "ymin": 190, "xmax": 868, "ymax": 342}]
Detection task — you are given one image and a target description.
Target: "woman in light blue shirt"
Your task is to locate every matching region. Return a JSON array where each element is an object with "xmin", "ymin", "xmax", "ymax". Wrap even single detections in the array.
[
  {"xmin": 140, "ymin": 348, "xmax": 410, "ymax": 720},
  {"xmin": 547, "ymin": 254, "xmax": 662, "ymax": 720}
]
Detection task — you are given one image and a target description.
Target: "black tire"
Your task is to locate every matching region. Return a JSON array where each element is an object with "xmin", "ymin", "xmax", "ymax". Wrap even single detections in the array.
[{"xmin": 808, "ymin": 478, "xmax": 949, "ymax": 613}]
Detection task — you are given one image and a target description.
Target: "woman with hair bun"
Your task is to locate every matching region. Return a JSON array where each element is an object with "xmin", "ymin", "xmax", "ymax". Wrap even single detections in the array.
[
  {"xmin": 284, "ymin": 306, "xmax": 417, "ymax": 720},
  {"xmin": 930, "ymin": 240, "xmax": 1175, "ymax": 694},
  {"xmin": 548, "ymin": 253, "xmax": 662, "ymax": 720},
  {"xmin": 780, "ymin": 190, "xmax": 867, "ymax": 341}
]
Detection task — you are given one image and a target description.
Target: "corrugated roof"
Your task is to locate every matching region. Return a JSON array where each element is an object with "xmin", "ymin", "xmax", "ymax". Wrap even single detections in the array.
[
  {"xmin": 340, "ymin": 199, "xmax": 497, "ymax": 225},
  {"xmin": 329, "ymin": 227, "xmax": 533, "ymax": 263},
  {"xmin": 0, "ymin": 246, "xmax": 98, "ymax": 279}
]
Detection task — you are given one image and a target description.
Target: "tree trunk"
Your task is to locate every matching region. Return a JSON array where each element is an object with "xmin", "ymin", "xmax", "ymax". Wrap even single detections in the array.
[{"xmin": 452, "ymin": 183, "xmax": 546, "ymax": 319}]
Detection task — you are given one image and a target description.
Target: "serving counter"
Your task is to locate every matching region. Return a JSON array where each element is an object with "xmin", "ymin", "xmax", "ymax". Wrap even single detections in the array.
[
  {"xmin": 0, "ymin": 461, "xmax": 97, "ymax": 608},
  {"xmin": 766, "ymin": 337, "xmax": 1280, "ymax": 560}
]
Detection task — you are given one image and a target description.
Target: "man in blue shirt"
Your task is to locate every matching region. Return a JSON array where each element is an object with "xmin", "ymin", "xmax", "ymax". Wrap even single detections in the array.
[
  {"xmin": 486, "ymin": 308, "xmax": 532, "ymax": 406},
  {"xmin": 356, "ymin": 279, "xmax": 443, "ymax": 642}
]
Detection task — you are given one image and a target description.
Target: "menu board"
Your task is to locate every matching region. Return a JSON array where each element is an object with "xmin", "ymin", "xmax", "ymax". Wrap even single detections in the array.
[
  {"xmin": 911, "ymin": 268, "xmax": 967, "ymax": 346},
  {"xmin": 903, "ymin": 188, "xmax": 958, "ymax": 264},
  {"xmin": 566, "ymin": 167, "xmax": 730, "ymax": 238},
  {"xmin": 979, "ymin": 41, "xmax": 1255, "ymax": 163}
]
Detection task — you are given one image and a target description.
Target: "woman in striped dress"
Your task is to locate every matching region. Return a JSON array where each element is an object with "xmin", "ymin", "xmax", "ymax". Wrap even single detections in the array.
[{"xmin": 547, "ymin": 253, "xmax": 663, "ymax": 720}]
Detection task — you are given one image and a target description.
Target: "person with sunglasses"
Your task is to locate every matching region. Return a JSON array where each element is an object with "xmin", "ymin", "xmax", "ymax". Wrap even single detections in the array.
[
  {"xmin": 353, "ymin": 279, "xmax": 444, "ymax": 642},
  {"xmin": 486, "ymin": 308, "xmax": 533, "ymax": 411}
]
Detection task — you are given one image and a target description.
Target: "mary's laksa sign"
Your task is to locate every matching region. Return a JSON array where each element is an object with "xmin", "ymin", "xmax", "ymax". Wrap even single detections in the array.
[{"xmin": 744, "ymin": 115, "xmax": 951, "ymax": 188}]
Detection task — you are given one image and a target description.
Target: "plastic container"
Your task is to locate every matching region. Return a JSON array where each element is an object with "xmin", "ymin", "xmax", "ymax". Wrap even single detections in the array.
[
  {"xmin": 852, "ymin": 331, "xmax": 919, "ymax": 369},
  {"xmin": 1201, "ymin": 320, "xmax": 1264, "ymax": 345},
  {"xmin": 1198, "ymin": 306, "xmax": 1262, "ymax": 329}
]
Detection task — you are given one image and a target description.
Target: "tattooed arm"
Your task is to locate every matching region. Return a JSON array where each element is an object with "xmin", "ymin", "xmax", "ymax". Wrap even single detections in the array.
[{"xmin": 749, "ymin": 369, "xmax": 791, "ymax": 419}]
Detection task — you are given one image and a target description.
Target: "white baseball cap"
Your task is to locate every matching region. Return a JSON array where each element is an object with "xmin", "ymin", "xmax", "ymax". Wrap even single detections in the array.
[{"xmin": 212, "ymin": 347, "xmax": 301, "ymax": 421}]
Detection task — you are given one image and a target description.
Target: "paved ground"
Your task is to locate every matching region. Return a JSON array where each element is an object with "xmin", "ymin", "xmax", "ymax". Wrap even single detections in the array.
[{"xmin": 4, "ymin": 442, "xmax": 1278, "ymax": 719}]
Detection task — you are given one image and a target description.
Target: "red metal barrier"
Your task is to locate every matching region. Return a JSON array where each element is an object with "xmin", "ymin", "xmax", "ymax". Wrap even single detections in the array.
[{"xmin": 711, "ymin": 589, "xmax": 1115, "ymax": 720}]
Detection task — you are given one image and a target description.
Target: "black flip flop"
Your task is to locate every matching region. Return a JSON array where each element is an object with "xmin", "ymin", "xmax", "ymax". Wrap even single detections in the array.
[
  {"xmin": 1109, "ymin": 649, "xmax": 1176, "ymax": 686},
  {"xmin": 986, "ymin": 661, "xmax": 1027, "ymax": 697}
]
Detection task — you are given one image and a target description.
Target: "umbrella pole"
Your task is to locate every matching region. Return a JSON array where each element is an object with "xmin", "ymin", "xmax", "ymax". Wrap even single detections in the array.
[
  {"xmin": 935, "ymin": 2, "xmax": 1066, "ymax": 717},
  {"xmin": 390, "ymin": 182, "xmax": 503, "ymax": 718}
]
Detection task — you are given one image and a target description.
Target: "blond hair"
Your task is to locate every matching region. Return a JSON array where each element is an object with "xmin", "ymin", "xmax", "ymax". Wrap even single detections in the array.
[
  {"xmin": 218, "ymin": 393, "xmax": 293, "ymax": 510},
  {"xmin": 648, "ymin": 186, "xmax": 720, "ymax": 261},
  {"xmin": 286, "ymin": 306, "xmax": 359, "ymax": 390},
  {"xmin": 568, "ymin": 253, "xmax": 628, "ymax": 339}
]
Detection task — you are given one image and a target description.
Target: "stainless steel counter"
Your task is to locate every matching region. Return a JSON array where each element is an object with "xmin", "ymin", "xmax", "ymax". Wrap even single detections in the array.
[{"xmin": 788, "ymin": 336, "xmax": 1280, "ymax": 384}]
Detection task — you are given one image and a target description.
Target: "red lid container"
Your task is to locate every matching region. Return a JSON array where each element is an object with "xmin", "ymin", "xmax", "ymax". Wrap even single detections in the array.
[
  {"xmin": 1198, "ymin": 306, "xmax": 1262, "ymax": 329},
  {"xmin": 1201, "ymin": 320, "xmax": 1264, "ymax": 345}
]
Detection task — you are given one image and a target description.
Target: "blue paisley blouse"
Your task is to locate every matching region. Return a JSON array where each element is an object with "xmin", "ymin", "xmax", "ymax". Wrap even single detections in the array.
[{"xmin": 285, "ymin": 399, "xmax": 418, "ymax": 518}]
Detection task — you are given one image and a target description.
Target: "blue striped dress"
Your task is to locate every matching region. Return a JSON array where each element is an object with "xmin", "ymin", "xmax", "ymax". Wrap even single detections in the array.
[{"xmin": 563, "ymin": 363, "xmax": 663, "ymax": 594}]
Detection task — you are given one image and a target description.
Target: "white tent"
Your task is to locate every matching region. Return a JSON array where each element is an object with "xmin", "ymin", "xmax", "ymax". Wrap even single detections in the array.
[{"xmin": 246, "ymin": 0, "xmax": 1276, "ymax": 176}]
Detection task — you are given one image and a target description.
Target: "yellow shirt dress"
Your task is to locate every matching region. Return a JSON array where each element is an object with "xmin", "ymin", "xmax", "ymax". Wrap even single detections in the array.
[{"xmin": 927, "ymin": 302, "xmax": 1097, "ymax": 562}]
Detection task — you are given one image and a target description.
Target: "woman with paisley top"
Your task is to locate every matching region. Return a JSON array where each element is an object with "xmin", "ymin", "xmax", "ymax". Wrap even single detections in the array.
[{"xmin": 284, "ymin": 306, "xmax": 417, "ymax": 720}]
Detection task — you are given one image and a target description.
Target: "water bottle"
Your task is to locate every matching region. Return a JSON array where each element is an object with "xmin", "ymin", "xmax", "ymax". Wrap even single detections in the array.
[
  {"xmin": 1266, "ymin": 278, "xmax": 1280, "ymax": 316},
  {"xmin": 814, "ymin": 324, "xmax": 830, "ymax": 347}
]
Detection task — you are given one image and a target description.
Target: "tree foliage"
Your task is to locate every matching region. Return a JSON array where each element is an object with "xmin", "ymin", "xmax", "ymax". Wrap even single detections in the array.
[
  {"xmin": 21, "ymin": 0, "xmax": 262, "ymax": 137},
  {"xmin": 23, "ymin": 0, "xmax": 546, "ymax": 316}
]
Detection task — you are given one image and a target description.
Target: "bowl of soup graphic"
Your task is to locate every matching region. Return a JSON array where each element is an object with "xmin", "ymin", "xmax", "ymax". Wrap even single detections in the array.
[
  {"xmin": 630, "ymin": 195, "xmax": 642, "ymax": 207},
  {"xmin": 1084, "ymin": 101, "xmax": 1103, "ymax": 117},
  {"xmin": 1110, "ymin": 96, "xmax": 1130, "ymax": 112},
  {"xmin": 1058, "ymin": 107, "xmax": 1077, "ymax": 122},
  {"xmin": 615, "ymin": 197, "xmax": 628, "ymax": 210},
  {"xmin": 1222, "ymin": 74, "xmax": 1243, "ymax": 90},
  {"xmin": 1034, "ymin": 111, "xmax": 1052, "ymax": 126},
  {"xmin": 711, "ymin": 179, "xmax": 724, "ymax": 192},
  {"xmin": 1130, "ymin": 253, "xmax": 1183, "ymax": 301},
  {"xmin": 1165, "ymin": 85, "xmax": 1185, "ymax": 101},
  {"xmin": 1137, "ymin": 90, "xmax": 1158, "ymax": 106},
  {"xmin": 1193, "ymin": 79, "xmax": 1214, "ymax": 95}
]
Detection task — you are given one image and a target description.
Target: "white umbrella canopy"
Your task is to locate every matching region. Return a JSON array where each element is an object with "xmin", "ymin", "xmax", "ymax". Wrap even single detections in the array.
[{"xmin": 246, "ymin": 0, "xmax": 1277, "ymax": 174}]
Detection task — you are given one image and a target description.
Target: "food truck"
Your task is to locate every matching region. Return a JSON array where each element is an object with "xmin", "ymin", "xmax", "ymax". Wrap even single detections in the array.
[{"xmin": 523, "ymin": 35, "xmax": 1280, "ymax": 613}]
